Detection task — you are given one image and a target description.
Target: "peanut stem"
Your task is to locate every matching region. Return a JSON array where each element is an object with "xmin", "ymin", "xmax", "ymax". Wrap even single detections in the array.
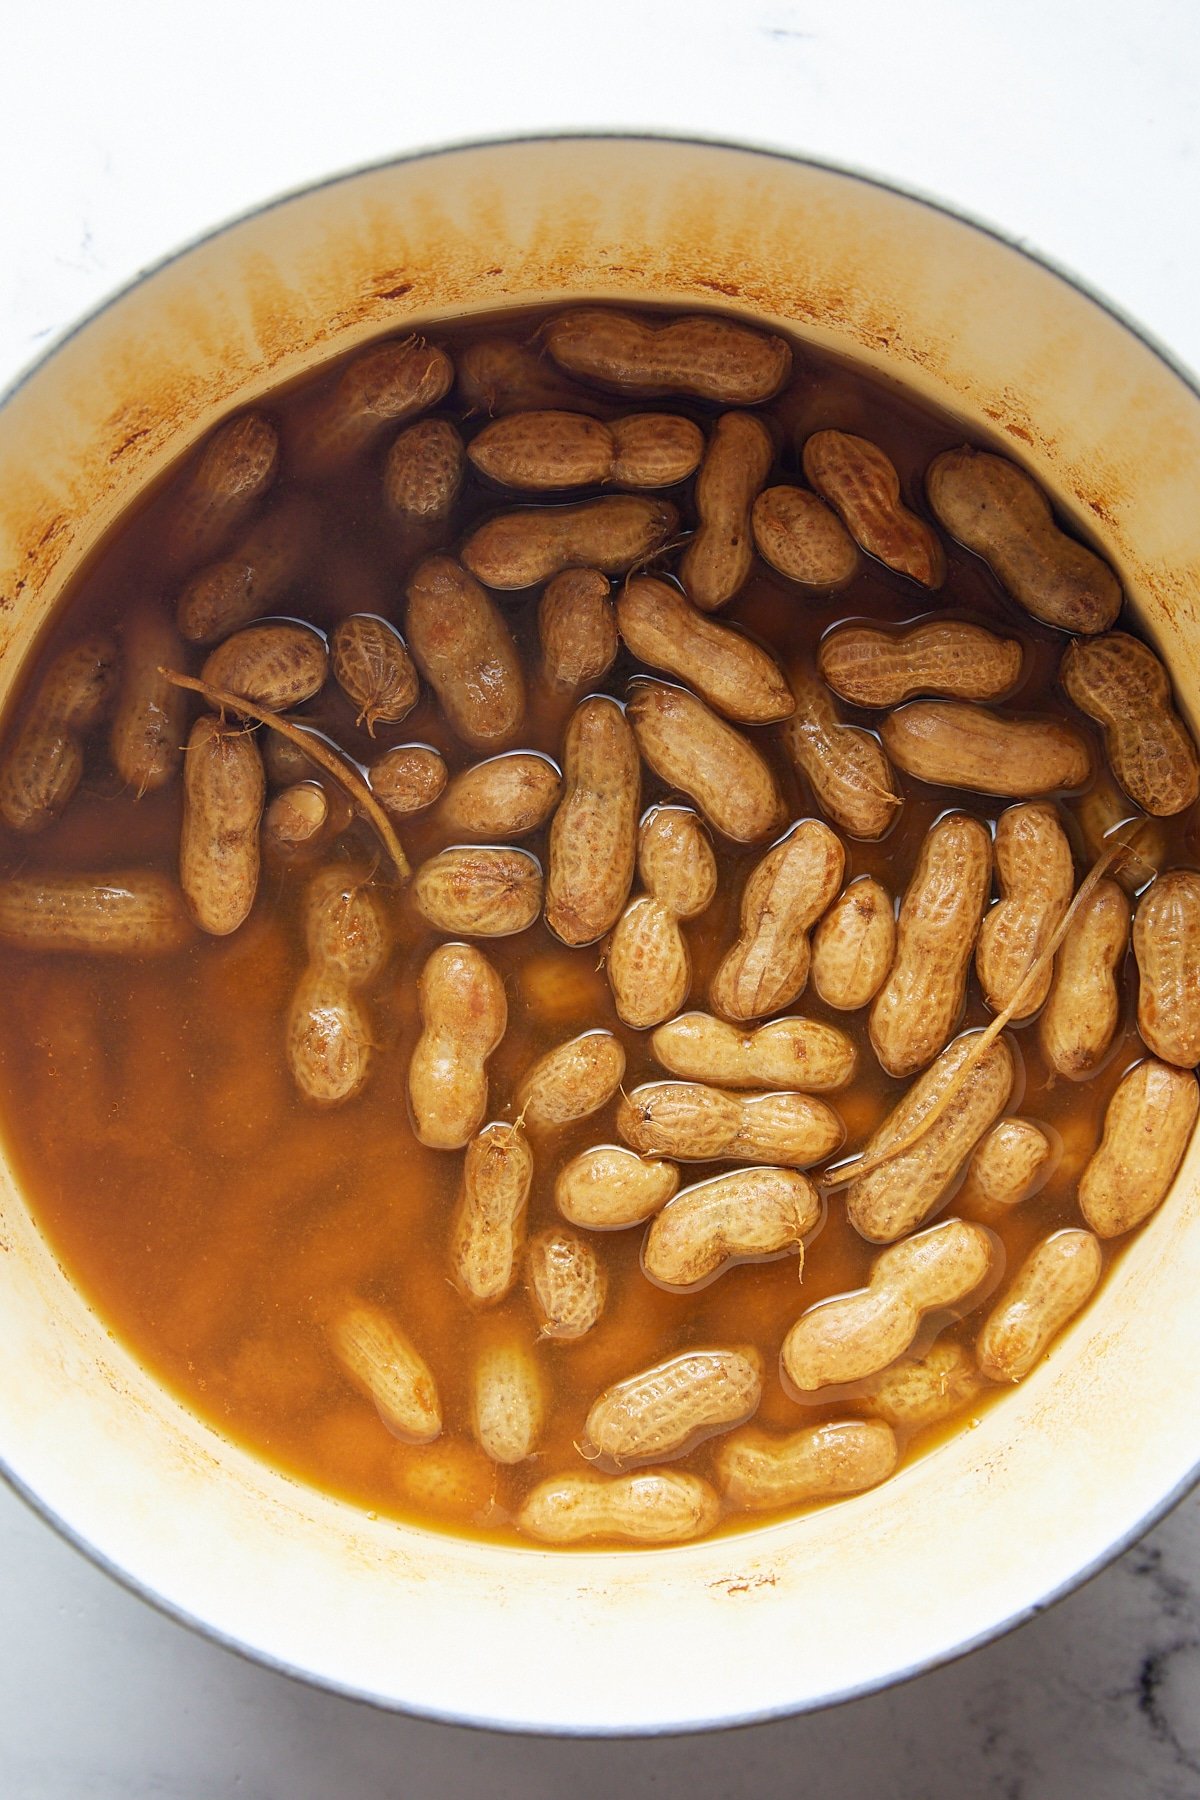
[{"xmin": 160, "ymin": 668, "xmax": 411, "ymax": 882}]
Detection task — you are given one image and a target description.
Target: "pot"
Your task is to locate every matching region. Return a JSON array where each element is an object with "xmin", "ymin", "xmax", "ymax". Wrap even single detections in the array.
[{"xmin": 0, "ymin": 134, "xmax": 1198, "ymax": 1735}]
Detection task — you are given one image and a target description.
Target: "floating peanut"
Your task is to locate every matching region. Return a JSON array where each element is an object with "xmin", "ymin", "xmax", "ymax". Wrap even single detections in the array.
[
  {"xmin": 537, "ymin": 568, "xmax": 617, "ymax": 695},
  {"xmin": 607, "ymin": 805, "xmax": 716, "ymax": 1030},
  {"xmin": 710, "ymin": 820, "xmax": 844, "ymax": 1022},
  {"xmin": 617, "ymin": 1082, "xmax": 844, "ymax": 1168},
  {"xmin": 471, "ymin": 1333, "xmax": 545, "ymax": 1464},
  {"xmin": 456, "ymin": 337, "xmax": 603, "ymax": 417},
  {"xmin": 611, "ymin": 413, "xmax": 704, "ymax": 487},
  {"xmin": 412, "ymin": 846, "xmax": 542, "ymax": 937},
  {"xmin": 296, "ymin": 337, "xmax": 453, "ymax": 474},
  {"xmin": 716, "ymin": 1419, "xmax": 898, "ymax": 1510},
  {"xmin": 437, "ymin": 753, "xmax": 561, "ymax": 840},
  {"xmin": 111, "ymin": 608, "xmax": 186, "ymax": 797},
  {"xmin": 515, "ymin": 1030, "xmax": 625, "ymax": 1129},
  {"xmin": 179, "ymin": 714, "xmax": 265, "ymax": 936},
  {"xmin": 286, "ymin": 865, "xmax": 391, "ymax": 1105},
  {"xmin": 543, "ymin": 308, "xmax": 791, "ymax": 404},
  {"xmin": 636, "ymin": 805, "xmax": 718, "ymax": 917},
  {"xmin": 369, "ymin": 744, "xmax": 447, "ymax": 817},
  {"xmin": 405, "ymin": 556, "xmax": 525, "ymax": 750},
  {"xmin": 1061, "ymin": 632, "xmax": 1200, "ymax": 817},
  {"xmin": 263, "ymin": 782, "xmax": 329, "ymax": 854},
  {"xmin": 751, "ymin": 485, "xmax": 859, "ymax": 587},
  {"xmin": 517, "ymin": 1469, "xmax": 720, "ymax": 1545},
  {"xmin": 1134, "ymin": 870, "xmax": 1200, "ymax": 1067},
  {"xmin": 383, "ymin": 418, "xmax": 464, "ymax": 522},
  {"xmin": 1077, "ymin": 773, "xmax": 1166, "ymax": 896},
  {"xmin": 861, "ymin": 1341, "xmax": 983, "ymax": 1430},
  {"xmin": 870, "ymin": 813, "xmax": 991, "ymax": 1078},
  {"xmin": 957, "ymin": 1118, "xmax": 1054, "ymax": 1220},
  {"xmin": 616, "ymin": 575, "xmax": 793, "ymax": 723},
  {"xmin": 0, "ymin": 870, "xmax": 192, "ymax": 955},
  {"xmin": 467, "ymin": 409, "xmax": 701, "ymax": 490},
  {"xmin": 175, "ymin": 498, "xmax": 316, "ymax": 644},
  {"xmin": 926, "ymin": 446, "xmax": 1121, "ymax": 633},
  {"xmin": 527, "ymin": 1228, "xmax": 608, "ymax": 1338},
  {"xmin": 882, "ymin": 701, "xmax": 1091, "ymax": 797},
  {"xmin": 627, "ymin": 680, "xmax": 785, "ymax": 843},
  {"xmin": 166, "ymin": 411, "xmax": 279, "ymax": 567},
  {"xmin": 780, "ymin": 672, "xmax": 900, "ymax": 841},
  {"xmin": 846, "ymin": 1033, "xmax": 1015, "ymax": 1242},
  {"xmin": 545, "ymin": 694, "xmax": 639, "ymax": 945},
  {"xmin": 650, "ymin": 1011, "xmax": 856, "ymax": 1093},
  {"xmin": 781, "ymin": 1219, "xmax": 994, "ymax": 1392},
  {"xmin": 803, "ymin": 430, "xmax": 944, "ymax": 587},
  {"xmin": 330, "ymin": 614, "xmax": 419, "ymax": 735},
  {"xmin": 461, "ymin": 495, "xmax": 678, "ymax": 590},
  {"xmin": 450, "ymin": 1121, "xmax": 533, "ymax": 1304},
  {"xmin": 678, "ymin": 412, "xmax": 775, "ymax": 611},
  {"xmin": 977, "ymin": 1229, "xmax": 1103, "ymax": 1384},
  {"xmin": 582, "ymin": 1346, "xmax": 763, "ymax": 1469},
  {"xmin": 202, "ymin": 622, "xmax": 328, "ymax": 712},
  {"xmin": 408, "ymin": 942, "xmax": 507, "ymax": 1149},
  {"xmin": 1078, "ymin": 1059, "xmax": 1199, "ymax": 1237},
  {"xmin": 1039, "ymin": 878, "xmax": 1130, "ymax": 1080},
  {"xmin": 554, "ymin": 1145, "xmax": 680, "ymax": 1231},
  {"xmin": 0, "ymin": 635, "xmax": 118, "ymax": 832},
  {"xmin": 643, "ymin": 1167, "xmax": 820, "ymax": 1290},
  {"xmin": 818, "ymin": 620, "xmax": 1023, "ymax": 707},
  {"xmin": 976, "ymin": 802, "xmax": 1074, "ymax": 1017},
  {"xmin": 811, "ymin": 878, "xmax": 896, "ymax": 1012},
  {"xmin": 328, "ymin": 1300, "xmax": 441, "ymax": 1442}
]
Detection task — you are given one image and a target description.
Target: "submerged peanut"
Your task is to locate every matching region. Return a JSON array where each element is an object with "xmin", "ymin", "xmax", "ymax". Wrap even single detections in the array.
[
  {"xmin": 297, "ymin": 338, "xmax": 453, "ymax": 474},
  {"xmin": 608, "ymin": 804, "xmax": 717, "ymax": 1031},
  {"xmin": 457, "ymin": 337, "xmax": 603, "ymax": 417},
  {"xmin": 643, "ymin": 1167, "xmax": 820, "ymax": 1289},
  {"xmin": 803, "ymin": 431, "xmax": 945, "ymax": 587},
  {"xmin": 1078, "ymin": 1059, "xmax": 1199, "ymax": 1237},
  {"xmin": 287, "ymin": 866, "xmax": 390, "ymax": 1106},
  {"xmin": 179, "ymin": 714, "xmax": 265, "ymax": 936},
  {"xmin": 468, "ymin": 409, "xmax": 701, "ymax": 491},
  {"xmin": 1061, "ymin": 632, "xmax": 1200, "ymax": 817},
  {"xmin": 650, "ymin": 1012, "xmax": 856, "ymax": 1093},
  {"xmin": 450, "ymin": 1122, "xmax": 534, "ymax": 1304},
  {"xmin": 811, "ymin": 879, "xmax": 896, "ymax": 1012},
  {"xmin": 461, "ymin": 496, "xmax": 678, "ymax": 590},
  {"xmin": 383, "ymin": 418, "xmax": 465, "ymax": 522},
  {"xmin": 527, "ymin": 1229, "xmax": 608, "ymax": 1338},
  {"xmin": 679, "ymin": 412, "xmax": 774, "ymax": 611},
  {"xmin": 413, "ymin": 846, "xmax": 543, "ymax": 938},
  {"xmin": 438, "ymin": 753, "xmax": 561, "ymax": 840},
  {"xmin": 780, "ymin": 673, "xmax": 900, "ymax": 841},
  {"xmin": 627, "ymin": 680, "xmax": 785, "ymax": 843},
  {"xmin": 175, "ymin": 498, "xmax": 316, "ymax": 644},
  {"xmin": 716, "ymin": 1419, "xmax": 898, "ymax": 1510},
  {"xmin": 409, "ymin": 943, "xmax": 507, "ymax": 1150},
  {"xmin": 202, "ymin": 622, "xmax": 328, "ymax": 712},
  {"xmin": 554, "ymin": 1145, "xmax": 680, "ymax": 1231},
  {"xmin": 331, "ymin": 615, "xmax": 419, "ymax": 734},
  {"xmin": 583, "ymin": 1346, "xmax": 763, "ymax": 1468},
  {"xmin": 819, "ymin": 620, "xmax": 1023, "ymax": 707},
  {"xmin": 329, "ymin": 1301, "xmax": 441, "ymax": 1442},
  {"xmin": 263, "ymin": 781, "xmax": 329, "ymax": 854},
  {"xmin": 0, "ymin": 870, "xmax": 192, "ymax": 955},
  {"xmin": 861, "ymin": 1341, "xmax": 983, "ymax": 1430},
  {"xmin": 617, "ymin": 1082, "xmax": 844, "ymax": 1168},
  {"xmin": 111, "ymin": 609, "xmax": 186, "ymax": 797},
  {"xmin": 1039, "ymin": 879, "xmax": 1130, "ymax": 1080},
  {"xmin": 611, "ymin": 413, "xmax": 704, "ymax": 487},
  {"xmin": 545, "ymin": 695, "xmax": 639, "ymax": 946},
  {"xmin": 978, "ymin": 1230, "xmax": 1103, "ymax": 1383},
  {"xmin": 637, "ymin": 805, "xmax": 717, "ymax": 919},
  {"xmin": 0, "ymin": 635, "xmax": 118, "ymax": 832},
  {"xmin": 976, "ymin": 803, "xmax": 1075, "ymax": 1017},
  {"xmin": 166, "ymin": 411, "xmax": 279, "ymax": 567},
  {"xmin": 471, "ymin": 1334, "xmax": 545, "ymax": 1465},
  {"xmin": 882, "ymin": 702, "xmax": 1091, "ymax": 797},
  {"xmin": 710, "ymin": 820, "xmax": 845, "ymax": 1021},
  {"xmin": 515, "ymin": 1030, "xmax": 625, "ymax": 1129},
  {"xmin": 1134, "ymin": 870, "xmax": 1200, "ymax": 1067},
  {"xmin": 405, "ymin": 556, "xmax": 525, "ymax": 751},
  {"xmin": 517, "ymin": 1469, "xmax": 720, "ymax": 1545},
  {"xmin": 957, "ymin": 1118, "xmax": 1054, "ymax": 1220},
  {"xmin": 537, "ymin": 568, "xmax": 617, "ymax": 695},
  {"xmin": 1077, "ymin": 774, "xmax": 1166, "ymax": 896},
  {"xmin": 616, "ymin": 575, "xmax": 793, "ymax": 723},
  {"xmin": 543, "ymin": 308, "xmax": 791, "ymax": 403},
  {"xmin": 751, "ymin": 485, "xmax": 859, "ymax": 587}
]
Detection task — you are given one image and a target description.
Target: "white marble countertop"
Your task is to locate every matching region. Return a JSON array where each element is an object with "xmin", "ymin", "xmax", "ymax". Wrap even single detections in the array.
[{"xmin": 2, "ymin": 2, "xmax": 1200, "ymax": 1793}]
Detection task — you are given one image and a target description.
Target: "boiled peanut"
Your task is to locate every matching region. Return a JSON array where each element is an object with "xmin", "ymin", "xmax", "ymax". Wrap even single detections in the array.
[
  {"xmin": 545, "ymin": 695, "xmax": 639, "ymax": 945},
  {"xmin": 456, "ymin": 337, "xmax": 603, "ymax": 417},
  {"xmin": 202, "ymin": 622, "xmax": 328, "ymax": 712},
  {"xmin": 617, "ymin": 1082, "xmax": 844, "ymax": 1168},
  {"xmin": 811, "ymin": 878, "xmax": 895, "ymax": 1012},
  {"xmin": 0, "ymin": 870, "xmax": 192, "ymax": 955},
  {"xmin": 461, "ymin": 496, "xmax": 678, "ymax": 590},
  {"xmin": 111, "ymin": 608, "xmax": 186, "ymax": 797},
  {"xmin": 1078, "ymin": 1059, "xmax": 1199, "ymax": 1236},
  {"xmin": 450, "ymin": 1121, "xmax": 533, "ymax": 1304},
  {"xmin": 882, "ymin": 701, "xmax": 1091, "ymax": 797},
  {"xmin": 471, "ymin": 1333, "xmax": 544, "ymax": 1464},
  {"xmin": 543, "ymin": 308, "xmax": 791, "ymax": 404},
  {"xmin": 582, "ymin": 1346, "xmax": 763, "ymax": 1468},
  {"xmin": 175, "ymin": 498, "xmax": 316, "ymax": 644},
  {"xmin": 179, "ymin": 714, "xmax": 265, "ymax": 936},
  {"xmin": 408, "ymin": 943, "xmax": 507, "ymax": 1149},
  {"xmin": 519, "ymin": 948, "xmax": 608, "ymax": 1027},
  {"xmin": 1077, "ymin": 773, "xmax": 1166, "ymax": 896},
  {"xmin": 527, "ymin": 1228, "xmax": 608, "ymax": 1339},
  {"xmin": 412, "ymin": 846, "xmax": 542, "ymax": 937},
  {"xmin": 554, "ymin": 1145, "xmax": 680, "ymax": 1231},
  {"xmin": 469, "ymin": 411, "xmax": 611, "ymax": 490},
  {"xmin": 751, "ymin": 485, "xmax": 859, "ymax": 588},
  {"xmin": 166, "ymin": 411, "xmax": 278, "ymax": 567},
  {"xmin": 977, "ymin": 1229, "xmax": 1102, "ymax": 1383},
  {"xmin": 0, "ymin": 635, "xmax": 118, "ymax": 832},
  {"xmin": 515, "ymin": 1030, "xmax": 625, "ymax": 1130},
  {"xmin": 710, "ymin": 820, "xmax": 844, "ymax": 1021},
  {"xmin": 627, "ymin": 680, "xmax": 785, "ymax": 843},
  {"xmin": 391, "ymin": 1440, "xmax": 494, "ymax": 1520},
  {"xmin": 870, "ymin": 813, "xmax": 991, "ymax": 1077},
  {"xmin": 330, "ymin": 614, "xmax": 419, "ymax": 735},
  {"xmin": 329, "ymin": 1300, "xmax": 441, "ymax": 1442},
  {"xmin": 716, "ymin": 1419, "xmax": 898, "ymax": 1510},
  {"xmin": 643, "ymin": 1167, "xmax": 820, "ymax": 1289},
  {"xmin": 846, "ymin": 1033, "xmax": 1015, "ymax": 1242},
  {"xmin": 607, "ymin": 896, "xmax": 691, "ymax": 1030},
  {"xmin": 678, "ymin": 412, "xmax": 774, "ymax": 611},
  {"xmin": 781, "ymin": 1219, "xmax": 994, "ymax": 1392},
  {"xmin": 637, "ymin": 805, "xmax": 717, "ymax": 918},
  {"xmin": 405, "ymin": 556, "xmax": 525, "ymax": 750},
  {"xmin": 383, "ymin": 418, "xmax": 464, "ymax": 521},
  {"xmin": 517, "ymin": 1469, "xmax": 720, "ymax": 1545},
  {"xmin": 1039, "ymin": 878, "xmax": 1130, "ymax": 1080},
  {"xmin": 861, "ymin": 1341, "xmax": 982, "ymax": 1430},
  {"xmin": 803, "ymin": 430, "xmax": 944, "ymax": 587},
  {"xmin": 296, "ymin": 337, "xmax": 453, "ymax": 474},
  {"xmin": 1134, "ymin": 870, "xmax": 1200, "ymax": 1066},
  {"xmin": 611, "ymin": 414, "xmax": 704, "ymax": 487},
  {"xmin": 369, "ymin": 744, "xmax": 447, "ymax": 817},
  {"xmin": 263, "ymin": 781, "xmax": 329, "ymax": 854},
  {"xmin": 537, "ymin": 568, "xmax": 617, "ymax": 695},
  {"xmin": 957, "ymin": 1118, "xmax": 1054, "ymax": 1219},
  {"xmin": 437, "ymin": 753, "xmax": 561, "ymax": 840},
  {"xmin": 650, "ymin": 1011, "xmax": 856, "ymax": 1093},
  {"xmin": 926, "ymin": 446, "xmax": 1121, "ymax": 633},
  {"xmin": 286, "ymin": 865, "xmax": 390, "ymax": 1105},
  {"xmin": 616, "ymin": 576, "xmax": 793, "ymax": 723},
  {"xmin": 1062, "ymin": 631, "xmax": 1200, "ymax": 817},
  {"xmin": 780, "ymin": 673, "xmax": 901, "ymax": 841},
  {"xmin": 976, "ymin": 802, "xmax": 1074, "ymax": 1017},
  {"xmin": 819, "ymin": 620, "xmax": 1023, "ymax": 707}
]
